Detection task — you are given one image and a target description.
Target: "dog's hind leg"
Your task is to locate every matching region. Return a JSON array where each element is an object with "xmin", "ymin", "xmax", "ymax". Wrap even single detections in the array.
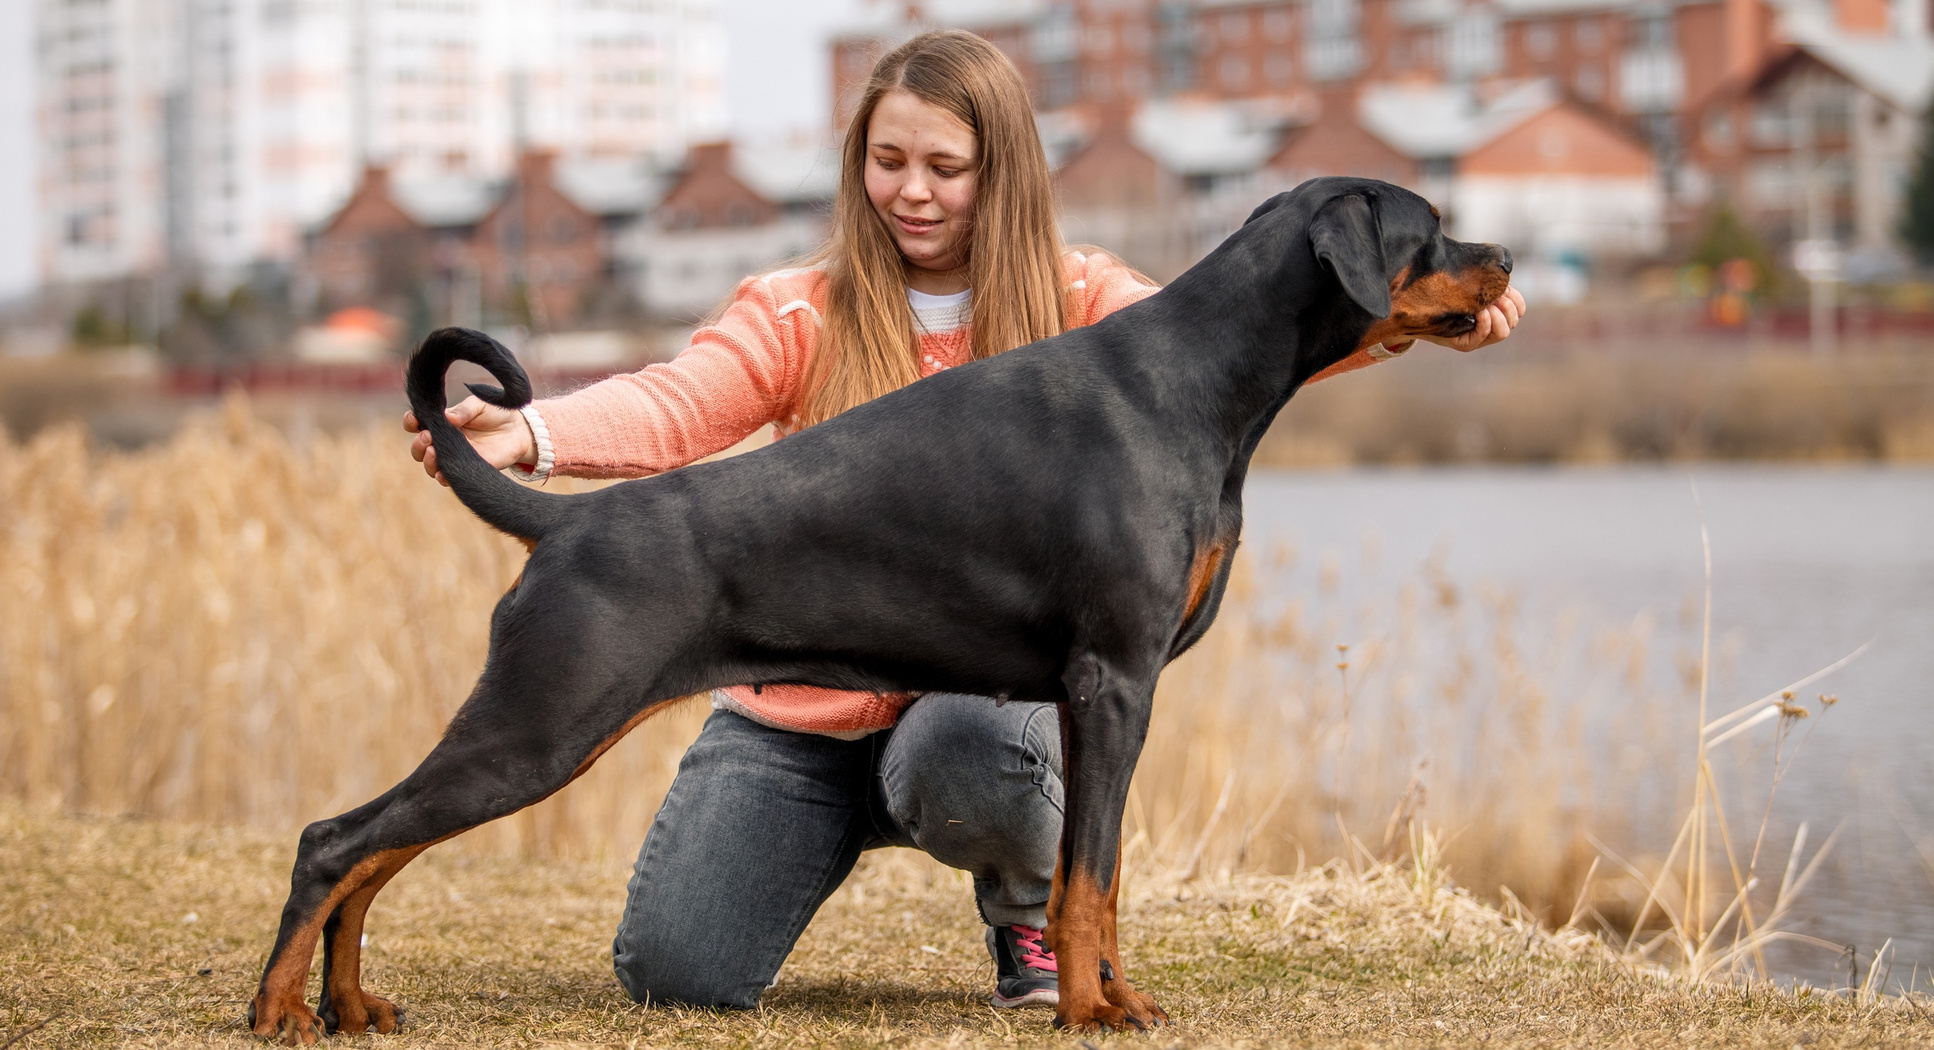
[
  {"xmin": 315, "ymin": 846, "xmax": 424, "ymax": 1035},
  {"xmin": 249, "ymin": 620, "xmax": 687, "ymax": 1044},
  {"xmin": 1047, "ymin": 653, "xmax": 1167, "ymax": 1033}
]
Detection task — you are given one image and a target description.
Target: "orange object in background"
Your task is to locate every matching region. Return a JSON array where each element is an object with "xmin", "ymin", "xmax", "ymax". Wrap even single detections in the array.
[
  {"xmin": 1709, "ymin": 257, "xmax": 1757, "ymax": 326},
  {"xmin": 323, "ymin": 307, "xmax": 401, "ymax": 340},
  {"xmin": 294, "ymin": 308, "xmax": 403, "ymax": 363}
]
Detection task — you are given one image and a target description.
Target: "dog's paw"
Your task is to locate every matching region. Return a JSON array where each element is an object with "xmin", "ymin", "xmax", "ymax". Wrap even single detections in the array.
[
  {"xmin": 1105, "ymin": 984, "xmax": 1169, "ymax": 1028},
  {"xmin": 249, "ymin": 996, "xmax": 323, "ymax": 1045},
  {"xmin": 1053, "ymin": 1000, "xmax": 1145, "ymax": 1033},
  {"xmin": 321, "ymin": 988, "xmax": 406, "ymax": 1036}
]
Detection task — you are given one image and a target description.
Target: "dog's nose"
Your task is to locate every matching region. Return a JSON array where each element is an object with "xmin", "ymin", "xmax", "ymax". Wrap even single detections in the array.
[{"xmin": 1495, "ymin": 247, "xmax": 1514, "ymax": 275}]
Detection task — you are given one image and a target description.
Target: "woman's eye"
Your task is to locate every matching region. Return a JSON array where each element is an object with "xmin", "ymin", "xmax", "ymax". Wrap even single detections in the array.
[
  {"xmin": 874, "ymin": 157, "xmax": 900, "ymax": 171},
  {"xmin": 934, "ymin": 167, "xmax": 961, "ymax": 178}
]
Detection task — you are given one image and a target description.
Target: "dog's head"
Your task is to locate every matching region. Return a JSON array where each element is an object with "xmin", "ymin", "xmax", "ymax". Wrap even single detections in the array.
[{"xmin": 1252, "ymin": 178, "xmax": 1514, "ymax": 357}]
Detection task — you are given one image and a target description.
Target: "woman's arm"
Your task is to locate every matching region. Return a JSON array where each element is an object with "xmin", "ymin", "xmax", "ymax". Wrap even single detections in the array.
[
  {"xmin": 406, "ymin": 272, "xmax": 820, "ymax": 484},
  {"xmin": 1307, "ymin": 285, "xmax": 1526, "ymax": 384},
  {"xmin": 1068, "ymin": 250, "xmax": 1161, "ymax": 326}
]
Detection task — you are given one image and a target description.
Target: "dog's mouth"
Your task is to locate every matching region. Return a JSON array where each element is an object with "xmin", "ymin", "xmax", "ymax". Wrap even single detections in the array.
[{"xmin": 1428, "ymin": 312, "xmax": 1479, "ymax": 337}]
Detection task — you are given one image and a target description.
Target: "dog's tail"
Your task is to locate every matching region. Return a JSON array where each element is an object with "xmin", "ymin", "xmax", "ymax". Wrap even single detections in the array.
[{"xmin": 406, "ymin": 327, "xmax": 564, "ymax": 542}]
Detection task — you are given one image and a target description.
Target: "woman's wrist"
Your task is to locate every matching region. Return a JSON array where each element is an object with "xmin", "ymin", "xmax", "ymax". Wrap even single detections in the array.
[{"xmin": 517, "ymin": 405, "xmax": 554, "ymax": 480}]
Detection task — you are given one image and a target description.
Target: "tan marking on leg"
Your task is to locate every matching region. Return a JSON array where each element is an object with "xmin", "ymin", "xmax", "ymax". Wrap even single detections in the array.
[
  {"xmin": 322, "ymin": 846, "xmax": 427, "ymax": 1035},
  {"xmin": 254, "ymin": 850, "xmax": 399, "ymax": 1044},
  {"xmin": 1098, "ymin": 847, "xmax": 1168, "ymax": 1024},
  {"xmin": 1049, "ymin": 867, "xmax": 1133, "ymax": 1032},
  {"xmin": 1183, "ymin": 541, "xmax": 1229, "ymax": 622},
  {"xmin": 568, "ymin": 695, "xmax": 692, "ymax": 781},
  {"xmin": 254, "ymin": 833, "xmax": 460, "ymax": 1044}
]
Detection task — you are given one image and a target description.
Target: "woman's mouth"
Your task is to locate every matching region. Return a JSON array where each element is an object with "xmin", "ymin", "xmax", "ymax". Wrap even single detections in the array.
[{"xmin": 895, "ymin": 214, "xmax": 943, "ymax": 236}]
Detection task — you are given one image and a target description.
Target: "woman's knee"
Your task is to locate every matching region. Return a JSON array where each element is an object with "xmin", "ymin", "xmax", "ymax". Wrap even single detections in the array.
[
  {"xmin": 612, "ymin": 932, "xmax": 763, "ymax": 1010},
  {"xmin": 880, "ymin": 694, "xmax": 1063, "ymax": 847}
]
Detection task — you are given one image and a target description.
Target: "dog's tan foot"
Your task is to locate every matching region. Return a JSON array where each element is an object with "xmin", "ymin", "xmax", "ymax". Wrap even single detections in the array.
[
  {"xmin": 1105, "ymin": 983, "xmax": 1169, "ymax": 1027},
  {"xmin": 321, "ymin": 987, "xmax": 406, "ymax": 1036},
  {"xmin": 1053, "ymin": 999, "xmax": 1144, "ymax": 1033},
  {"xmin": 248, "ymin": 995, "xmax": 323, "ymax": 1045}
]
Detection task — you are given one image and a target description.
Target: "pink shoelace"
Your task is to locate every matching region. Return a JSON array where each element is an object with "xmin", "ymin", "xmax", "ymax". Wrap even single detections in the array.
[{"xmin": 1011, "ymin": 925, "xmax": 1058, "ymax": 972}]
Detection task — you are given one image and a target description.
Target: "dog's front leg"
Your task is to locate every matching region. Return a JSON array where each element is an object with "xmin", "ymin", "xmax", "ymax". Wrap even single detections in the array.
[{"xmin": 1048, "ymin": 655, "xmax": 1166, "ymax": 1032}]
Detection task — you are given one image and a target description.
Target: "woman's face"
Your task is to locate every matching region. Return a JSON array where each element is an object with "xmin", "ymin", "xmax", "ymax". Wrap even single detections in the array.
[{"xmin": 864, "ymin": 90, "xmax": 979, "ymax": 290}]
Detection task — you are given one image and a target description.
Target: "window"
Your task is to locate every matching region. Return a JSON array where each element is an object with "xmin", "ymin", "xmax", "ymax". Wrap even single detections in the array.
[
  {"xmin": 1575, "ymin": 19, "xmax": 1602, "ymax": 53},
  {"xmin": 1525, "ymin": 22, "xmax": 1554, "ymax": 59},
  {"xmin": 1263, "ymin": 8, "xmax": 1292, "ymax": 41},
  {"xmin": 1220, "ymin": 54, "xmax": 1250, "ymax": 87},
  {"xmin": 1703, "ymin": 112, "xmax": 1735, "ymax": 152},
  {"xmin": 1575, "ymin": 65, "xmax": 1603, "ymax": 101},
  {"xmin": 1744, "ymin": 159, "xmax": 1793, "ymax": 207},
  {"xmin": 1749, "ymin": 101, "xmax": 1788, "ymax": 146}
]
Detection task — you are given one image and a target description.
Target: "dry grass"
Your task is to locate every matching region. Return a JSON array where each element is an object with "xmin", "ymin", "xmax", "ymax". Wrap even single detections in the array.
[
  {"xmin": 0, "ymin": 395, "xmax": 1915, "ymax": 1045},
  {"xmin": 4, "ymin": 801, "xmax": 1930, "ymax": 1048},
  {"xmin": 1258, "ymin": 345, "xmax": 1934, "ymax": 466},
  {"xmin": 0, "ymin": 395, "xmax": 1695, "ymax": 921}
]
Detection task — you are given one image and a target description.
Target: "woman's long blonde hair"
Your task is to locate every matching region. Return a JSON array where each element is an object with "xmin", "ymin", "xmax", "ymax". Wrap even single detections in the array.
[{"xmin": 799, "ymin": 30, "xmax": 1067, "ymax": 427}]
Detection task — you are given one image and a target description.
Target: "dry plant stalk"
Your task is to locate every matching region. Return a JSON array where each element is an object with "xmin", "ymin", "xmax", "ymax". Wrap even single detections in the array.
[
  {"xmin": 1587, "ymin": 490, "xmax": 1862, "ymax": 985},
  {"xmin": 3, "ymin": 398, "xmax": 1682, "ymax": 921}
]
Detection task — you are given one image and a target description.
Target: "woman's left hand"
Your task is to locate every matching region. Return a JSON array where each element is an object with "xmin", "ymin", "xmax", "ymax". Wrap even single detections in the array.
[{"xmin": 1422, "ymin": 286, "xmax": 1527, "ymax": 353}]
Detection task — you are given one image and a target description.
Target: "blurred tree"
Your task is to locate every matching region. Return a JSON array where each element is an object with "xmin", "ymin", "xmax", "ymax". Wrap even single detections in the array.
[
  {"xmin": 71, "ymin": 305, "xmax": 129, "ymax": 348},
  {"xmin": 1691, "ymin": 202, "xmax": 1779, "ymax": 298},
  {"xmin": 1901, "ymin": 102, "xmax": 1934, "ymax": 267}
]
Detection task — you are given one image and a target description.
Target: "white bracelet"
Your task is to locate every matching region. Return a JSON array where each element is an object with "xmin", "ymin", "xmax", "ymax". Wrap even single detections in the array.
[{"xmin": 518, "ymin": 404, "xmax": 555, "ymax": 482}]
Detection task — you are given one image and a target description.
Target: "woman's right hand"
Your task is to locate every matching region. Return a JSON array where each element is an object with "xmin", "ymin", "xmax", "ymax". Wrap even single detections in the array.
[{"xmin": 404, "ymin": 396, "xmax": 538, "ymax": 486}]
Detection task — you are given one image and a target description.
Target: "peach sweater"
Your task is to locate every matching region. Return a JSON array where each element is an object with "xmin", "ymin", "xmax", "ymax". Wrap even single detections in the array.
[{"xmin": 518, "ymin": 251, "xmax": 1407, "ymax": 737}]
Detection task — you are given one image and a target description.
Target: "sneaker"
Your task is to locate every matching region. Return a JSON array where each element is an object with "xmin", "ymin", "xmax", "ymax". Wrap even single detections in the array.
[{"xmin": 985, "ymin": 923, "xmax": 1059, "ymax": 1009}]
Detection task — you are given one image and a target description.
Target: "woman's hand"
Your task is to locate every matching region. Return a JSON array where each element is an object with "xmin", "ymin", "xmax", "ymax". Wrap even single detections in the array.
[
  {"xmin": 1422, "ymin": 285, "xmax": 1527, "ymax": 353},
  {"xmin": 403, "ymin": 396, "xmax": 538, "ymax": 486}
]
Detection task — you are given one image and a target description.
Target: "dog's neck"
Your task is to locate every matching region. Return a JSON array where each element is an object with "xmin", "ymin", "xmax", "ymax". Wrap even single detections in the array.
[{"xmin": 1140, "ymin": 224, "xmax": 1376, "ymax": 455}]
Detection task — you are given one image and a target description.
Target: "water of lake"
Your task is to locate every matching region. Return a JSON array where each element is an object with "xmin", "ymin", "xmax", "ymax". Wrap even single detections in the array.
[{"xmin": 1240, "ymin": 465, "xmax": 1934, "ymax": 992}]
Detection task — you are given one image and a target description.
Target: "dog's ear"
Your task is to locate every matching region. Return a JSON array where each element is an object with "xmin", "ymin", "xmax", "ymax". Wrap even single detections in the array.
[
  {"xmin": 1242, "ymin": 192, "xmax": 1293, "ymax": 226},
  {"xmin": 1309, "ymin": 193, "xmax": 1390, "ymax": 319}
]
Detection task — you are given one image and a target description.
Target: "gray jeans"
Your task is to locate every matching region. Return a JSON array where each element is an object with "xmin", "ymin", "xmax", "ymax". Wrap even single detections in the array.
[{"xmin": 611, "ymin": 694, "xmax": 1065, "ymax": 1009}]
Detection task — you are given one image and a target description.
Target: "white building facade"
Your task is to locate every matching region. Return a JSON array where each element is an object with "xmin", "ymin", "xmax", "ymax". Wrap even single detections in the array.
[{"xmin": 34, "ymin": 0, "xmax": 727, "ymax": 290}]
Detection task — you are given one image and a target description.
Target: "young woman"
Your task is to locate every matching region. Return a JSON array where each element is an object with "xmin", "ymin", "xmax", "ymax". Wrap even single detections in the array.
[{"xmin": 407, "ymin": 30, "xmax": 1523, "ymax": 1012}]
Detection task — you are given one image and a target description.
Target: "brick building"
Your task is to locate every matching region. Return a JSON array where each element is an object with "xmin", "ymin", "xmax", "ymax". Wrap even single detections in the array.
[
  {"xmin": 829, "ymin": 0, "xmax": 1934, "ymax": 269},
  {"xmin": 308, "ymin": 149, "xmax": 658, "ymax": 332},
  {"xmin": 1689, "ymin": 33, "xmax": 1934, "ymax": 269},
  {"xmin": 618, "ymin": 140, "xmax": 836, "ymax": 317},
  {"xmin": 472, "ymin": 152, "xmax": 612, "ymax": 328},
  {"xmin": 307, "ymin": 140, "xmax": 837, "ymax": 329}
]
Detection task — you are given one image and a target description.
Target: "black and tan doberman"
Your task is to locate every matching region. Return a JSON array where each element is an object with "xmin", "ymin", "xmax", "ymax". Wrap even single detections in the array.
[{"xmin": 247, "ymin": 176, "xmax": 1512, "ymax": 1041}]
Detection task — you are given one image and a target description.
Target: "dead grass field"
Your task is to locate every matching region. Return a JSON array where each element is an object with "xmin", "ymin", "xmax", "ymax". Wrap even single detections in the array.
[
  {"xmin": 1, "ymin": 396, "xmax": 1694, "ymax": 923},
  {"xmin": 0, "ymin": 394, "xmax": 1905, "ymax": 1042},
  {"xmin": 4, "ymin": 802, "xmax": 1929, "ymax": 1049}
]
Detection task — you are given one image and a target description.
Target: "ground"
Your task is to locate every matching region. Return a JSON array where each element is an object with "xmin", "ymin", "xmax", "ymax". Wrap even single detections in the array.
[{"xmin": 2, "ymin": 804, "xmax": 1929, "ymax": 1048}]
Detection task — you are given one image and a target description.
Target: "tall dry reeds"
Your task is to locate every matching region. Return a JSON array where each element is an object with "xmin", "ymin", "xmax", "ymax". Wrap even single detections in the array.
[
  {"xmin": 1260, "ymin": 346, "xmax": 1934, "ymax": 466},
  {"xmin": 2, "ymin": 397, "xmax": 1687, "ymax": 915}
]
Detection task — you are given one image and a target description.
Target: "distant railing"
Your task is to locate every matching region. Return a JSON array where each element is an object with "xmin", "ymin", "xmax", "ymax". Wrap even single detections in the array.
[{"xmin": 163, "ymin": 360, "xmax": 640, "ymax": 396}]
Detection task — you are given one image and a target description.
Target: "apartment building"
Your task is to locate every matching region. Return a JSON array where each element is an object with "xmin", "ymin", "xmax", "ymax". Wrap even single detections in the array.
[
  {"xmin": 34, "ymin": 0, "xmax": 726, "ymax": 292},
  {"xmin": 830, "ymin": 0, "xmax": 1933, "ymax": 266}
]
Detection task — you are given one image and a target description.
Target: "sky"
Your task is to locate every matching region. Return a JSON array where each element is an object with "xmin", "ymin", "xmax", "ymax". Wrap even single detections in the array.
[
  {"xmin": 0, "ymin": 0, "xmax": 869, "ymax": 300},
  {"xmin": 722, "ymin": 0, "xmax": 868, "ymax": 141}
]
